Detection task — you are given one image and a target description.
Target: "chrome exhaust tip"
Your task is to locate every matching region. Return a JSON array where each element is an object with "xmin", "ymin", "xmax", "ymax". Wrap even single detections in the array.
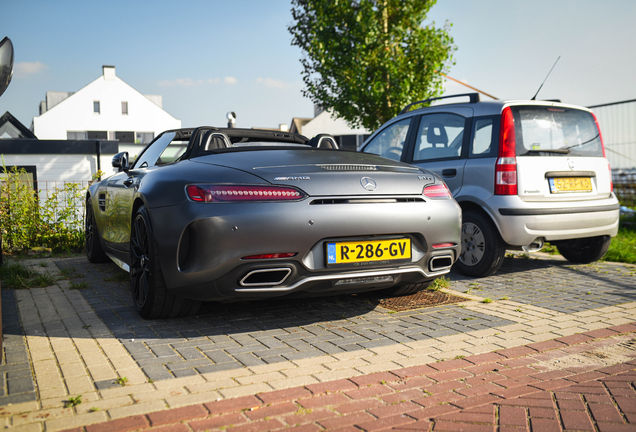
[
  {"xmin": 239, "ymin": 268, "xmax": 292, "ymax": 287},
  {"xmin": 522, "ymin": 238, "xmax": 545, "ymax": 253},
  {"xmin": 429, "ymin": 255, "xmax": 453, "ymax": 272}
]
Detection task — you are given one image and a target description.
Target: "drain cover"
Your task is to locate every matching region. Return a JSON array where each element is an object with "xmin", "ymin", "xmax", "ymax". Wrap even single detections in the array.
[{"xmin": 359, "ymin": 289, "xmax": 466, "ymax": 312}]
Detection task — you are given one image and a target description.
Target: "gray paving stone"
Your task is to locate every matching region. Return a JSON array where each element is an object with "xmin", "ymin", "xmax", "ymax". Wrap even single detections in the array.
[
  {"xmin": 233, "ymin": 352, "xmax": 267, "ymax": 367},
  {"xmin": 359, "ymin": 339, "xmax": 400, "ymax": 349},
  {"xmin": 165, "ymin": 359, "xmax": 212, "ymax": 371},
  {"xmin": 149, "ymin": 345, "xmax": 177, "ymax": 358},
  {"xmin": 312, "ymin": 341, "xmax": 346, "ymax": 355},
  {"xmin": 261, "ymin": 355, "xmax": 287, "ymax": 364},
  {"xmin": 173, "ymin": 368, "xmax": 200, "ymax": 378},
  {"xmin": 7, "ymin": 369, "xmax": 33, "ymax": 379},
  {"xmin": 202, "ymin": 350, "xmax": 235, "ymax": 364},
  {"xmin": 0, "ymin": 392, "xmax": 37, "ymax": 405},
  {"xmin": 174, "ymin": 347, "xmax": 204, "ymax": 360},
  {"xmin": 94, "ymin": 379, "xmax": 121, "ymax": 390},
  {"xmin": 142, "ymin": 366, "xmax": 174, "ymax": 381},
  {"xmin": 196, "ymin": 362, "xmax": 242, "ymax": 374},
  {"xmin": 7, "ymin": 376, "xmax": 34, "ymax": 395},
  {"xmin": 282, "ymin": 349, "xmax": 325, "ymax": 361}
]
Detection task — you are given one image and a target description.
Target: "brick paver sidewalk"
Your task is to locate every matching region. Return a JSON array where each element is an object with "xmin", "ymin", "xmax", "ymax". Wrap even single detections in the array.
[{"xmin": 61, "ymin": 324, "xmax": 636, "ymax": 432}]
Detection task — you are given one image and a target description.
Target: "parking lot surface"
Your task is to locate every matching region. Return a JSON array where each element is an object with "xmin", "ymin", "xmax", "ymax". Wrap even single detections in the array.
[{"xmin": 0, "ymin": 253, "xmax": 634, "ymax": 431}]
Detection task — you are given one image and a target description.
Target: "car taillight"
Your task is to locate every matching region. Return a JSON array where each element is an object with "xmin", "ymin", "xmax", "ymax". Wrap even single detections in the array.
[
  {"xmin": 591, "ymin": 111, "xmax": 613, "ymax": 192},
  {"xmin": 495, "ymin": 106, "xmax": 518, "ymax": 195},
  {"xmin": 423, "ymin": 183, "xmax": 451, "ymax": 199},
  {"xmin": 186, "ymin": 184, "xmax": 306, "ymax": 202},
  {"xmin": 242, "ymin": 253, "xmax": 297, "ymax": 259},
  {"xmin": 432, "ymin": 243, "xmax": 456, "ymax": 248}
]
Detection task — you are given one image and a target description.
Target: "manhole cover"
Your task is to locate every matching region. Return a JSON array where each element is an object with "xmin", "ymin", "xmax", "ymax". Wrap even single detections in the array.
[{"xmin": 359, "ymin": 289, "xmax": 467, "ymax": 312}]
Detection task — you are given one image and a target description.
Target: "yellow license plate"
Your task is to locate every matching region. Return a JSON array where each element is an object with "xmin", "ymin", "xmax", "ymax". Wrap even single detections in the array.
[
  {"xmin": 549, "ymin": 177, "xmax": 592, "ymax": 193},
  {"xmin": 326, "ymin": 239, "xmax": 411, "ymax": 266}
]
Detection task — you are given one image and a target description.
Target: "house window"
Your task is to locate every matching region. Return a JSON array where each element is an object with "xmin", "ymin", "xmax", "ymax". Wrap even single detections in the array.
[
  {"xmin": 87, "ymin": 131, "xmax": 108, "ymax": 140},
  {"xmin": 93, "ymin": 101, "xmax": 100, "ymax": 114},
  {"xmin": 115, "ymin": 131, "xmax": 135, "ymax": 143},
  {"xmin": 67, "ymin": 131, "xmax": 88, "ymax": 140},
  {"xmin": 136, "ymin": 132, "xmax": 155, "ymax": 144},
  {"xmin": 122, "ymin": 101, "xmax": 128, "ymax": 115}
]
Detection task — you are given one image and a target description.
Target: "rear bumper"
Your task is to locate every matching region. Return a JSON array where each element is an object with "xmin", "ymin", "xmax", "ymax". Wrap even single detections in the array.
[
  {"xmin": 148, "ymin": 196, "xmax": 462, "ymax": 301},
  {"xmin": 485, "ymin": 196, "xmax": 620, "ymax": 246}
]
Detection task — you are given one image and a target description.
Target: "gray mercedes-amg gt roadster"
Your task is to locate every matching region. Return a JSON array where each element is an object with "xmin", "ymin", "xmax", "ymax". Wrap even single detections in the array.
[{"xmin": 85, "ymin": 127, "xmax": 462, "ymax": 319}]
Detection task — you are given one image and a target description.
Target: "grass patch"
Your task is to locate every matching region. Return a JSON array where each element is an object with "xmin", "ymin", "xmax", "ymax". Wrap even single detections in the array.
[
  {"xmin": 60, "ymin": 267, "xmax": 84, "ymax": 279},
  {"xmin": 103, "ymin": 272, "xmax": 129, "ymax": 283},
  {"xmin": 428, "ymin": 276, "xmax": 450, "ymax": 291},
  {"xmin": 0, "ymin": 263, "xmax": 55, "ymax": 289},
  {"xmin": 540, "ymin": 243, "xmax": 559, "ymax": 255},
  {"xmin": 69, "ymin": 281, "xmax": 89, "ymax": 290},
  {"xmin": 64, "ymin": 395, "xmax": 82, "ymax": 408},
  {"xmin": 604, "ymin": 226, "xmax": 636, "ymax": 264}
]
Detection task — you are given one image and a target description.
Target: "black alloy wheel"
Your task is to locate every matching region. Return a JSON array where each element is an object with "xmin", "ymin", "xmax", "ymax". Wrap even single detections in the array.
[
  {"xmin": 85, "ymin": 199, "xmax": 109, "ymax": 263},
  {"xmin": 130, "ymin": 209, "xmax": 151, "ymax": 311},
  {"xmin": 129, "ymin": 205, "xmax": 201, "ymax": 319}
]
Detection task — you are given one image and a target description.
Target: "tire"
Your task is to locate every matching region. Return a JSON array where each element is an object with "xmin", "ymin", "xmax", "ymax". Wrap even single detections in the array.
[
  {"xmin": 130, "ymin": 206, "xmax": 201, "ymax": 319},
  {"xmin": 556, "ymin": 236, "xmax": 611, "ymax": 264},
  {"xmin": 85, "ymin": 198, "xmax": 110, "ymax": 263},
  {"xmin": 377, "ymin": 281, "xmax": 432, "ymax": 297},
  {"xmin": 456, "ymin": 210, "xmax": 506, "ymax": 278}
]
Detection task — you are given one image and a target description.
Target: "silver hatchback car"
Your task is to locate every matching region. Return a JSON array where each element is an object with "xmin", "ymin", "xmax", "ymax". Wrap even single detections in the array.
[{"xmin": 360, "ymin": 93, "xmax": 620, "ymax": 277}]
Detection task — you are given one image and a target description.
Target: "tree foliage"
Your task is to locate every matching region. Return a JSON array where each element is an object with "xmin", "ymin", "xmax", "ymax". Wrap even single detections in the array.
[{"xmin": 289, "ymin": 0, "xmax": 455, "ymax": 131}]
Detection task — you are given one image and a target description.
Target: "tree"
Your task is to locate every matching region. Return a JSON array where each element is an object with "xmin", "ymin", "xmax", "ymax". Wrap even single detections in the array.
[{"xmin": 289, "ymin": 0, "xmax": 455, "ymax": 131}]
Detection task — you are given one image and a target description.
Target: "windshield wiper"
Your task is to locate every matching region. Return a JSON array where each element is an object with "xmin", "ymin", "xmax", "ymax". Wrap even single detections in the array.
[
  {"xmin": 520, "ymin": 133, "xmax": 600, "ymax": 156},
  {"xmin": 563, "ymin": 134, "xmax": 600, "ymax": 150}
]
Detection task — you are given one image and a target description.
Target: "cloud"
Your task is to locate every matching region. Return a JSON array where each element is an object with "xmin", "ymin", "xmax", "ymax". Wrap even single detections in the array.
[
  {"xmin": 256, "ymin": 77, "xmax": 289, "ymax": 89},
  {"xmin": 14, "ymin": 61, "xmax": 48, "ymax": 78},
  {"xmin": 224, "ymin": 76, "xmax": 237, "ymax": 84}
]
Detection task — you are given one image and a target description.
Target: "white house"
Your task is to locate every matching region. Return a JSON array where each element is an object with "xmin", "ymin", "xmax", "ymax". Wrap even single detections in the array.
[
  {"xmin": 290, "ymin": 106, "xmax": 371, "ymax": 151},
  {"xmin": 32, "ymin": 65, "xmax": 181, "ymax": 157}
]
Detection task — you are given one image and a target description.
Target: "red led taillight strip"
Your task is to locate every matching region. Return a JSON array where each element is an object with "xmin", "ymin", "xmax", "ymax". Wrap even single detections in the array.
[{"xmin": 186, "ymin": 185, "xmax": 306, "ymax": 202}]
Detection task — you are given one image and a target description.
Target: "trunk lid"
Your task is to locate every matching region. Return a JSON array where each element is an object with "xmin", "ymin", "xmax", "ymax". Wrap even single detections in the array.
[
  {"xmin": 192, "ymin": 149, "xmax": 437, "ymax": 196},
  {"xmin": 510, "ymin": 104, "xmax": 613, "ymax": 202}
]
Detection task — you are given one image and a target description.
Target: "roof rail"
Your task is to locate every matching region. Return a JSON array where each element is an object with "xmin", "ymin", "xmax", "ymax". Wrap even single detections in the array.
[{"xmin": 399, "ymin": 93, "xmax": 480, "ymax": 115}]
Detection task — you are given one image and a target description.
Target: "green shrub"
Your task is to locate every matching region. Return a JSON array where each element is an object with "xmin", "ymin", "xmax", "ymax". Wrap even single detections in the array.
[{"xmin": 0, "ymin": 165, "xmax": 95, "ymax": 253}]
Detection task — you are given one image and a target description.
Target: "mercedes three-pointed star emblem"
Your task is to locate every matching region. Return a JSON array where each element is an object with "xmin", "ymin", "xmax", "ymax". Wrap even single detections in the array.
[{"xmin": 360, "ymin": 177, "xmax": 377, "ymax": 191}]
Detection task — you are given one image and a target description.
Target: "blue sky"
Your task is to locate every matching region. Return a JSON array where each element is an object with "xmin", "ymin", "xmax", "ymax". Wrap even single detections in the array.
[{"xmin": 1, "ymin": 0, "xmax": 635, "ymax": 130}]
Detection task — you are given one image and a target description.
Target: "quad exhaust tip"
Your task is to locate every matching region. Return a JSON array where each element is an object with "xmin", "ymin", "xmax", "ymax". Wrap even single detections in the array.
[
  {"xmin": 240, "ymin": 268, "xmax": 292, "ymax": 287},
  {"xmin": 430, "ymin": 255, "xmax": 453, "ymax": 272}
]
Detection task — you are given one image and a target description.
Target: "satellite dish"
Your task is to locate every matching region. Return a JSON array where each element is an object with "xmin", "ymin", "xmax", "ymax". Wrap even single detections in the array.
[{"xmin": 0, "ymin": 37, "xmax": 14, "ymax": 98}]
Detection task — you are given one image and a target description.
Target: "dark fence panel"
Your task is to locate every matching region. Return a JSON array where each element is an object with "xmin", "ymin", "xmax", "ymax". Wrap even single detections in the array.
[{"xmin": 614, "ymin": 169, "xmax": 636, "ymax": 208}]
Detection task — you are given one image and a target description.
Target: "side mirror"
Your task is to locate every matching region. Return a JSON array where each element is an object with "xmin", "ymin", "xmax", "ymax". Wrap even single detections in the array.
[
  {"xmin": 112, "ymin": 152, "xmax": 129, "ymax": 172},
  {"xmin": 0, "ymin": 37, "xmax": 14, "ymax": 98}
]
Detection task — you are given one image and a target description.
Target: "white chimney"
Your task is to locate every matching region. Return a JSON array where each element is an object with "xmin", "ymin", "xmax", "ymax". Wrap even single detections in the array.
[{"xmin": 102, "ymin": 65, "xmax": 116, "ymax": 80}]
